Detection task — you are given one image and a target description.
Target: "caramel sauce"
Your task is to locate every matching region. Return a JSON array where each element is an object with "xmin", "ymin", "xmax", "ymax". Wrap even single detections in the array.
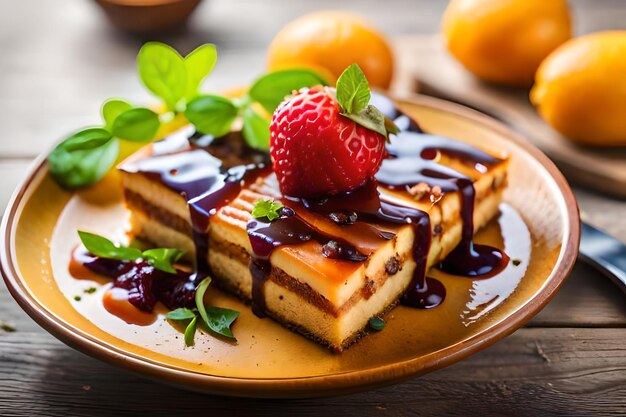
[
  {"xmin": 102, "ymin": 287, "xmax": 157, "ymax": 326},
  {"xmin": 68, "ymin": 246, "xmax": 111, "ymax": 284}
]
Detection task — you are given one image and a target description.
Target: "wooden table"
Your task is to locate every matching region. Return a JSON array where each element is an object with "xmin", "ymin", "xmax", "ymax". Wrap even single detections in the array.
[{"xmin": 1, "ymin": 1, "xmax": 625, "ymax": 415}]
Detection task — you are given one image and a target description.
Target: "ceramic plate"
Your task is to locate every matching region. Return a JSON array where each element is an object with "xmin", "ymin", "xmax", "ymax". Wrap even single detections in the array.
[{"xmin": 0, "ymin": 95, "xmax": 580, "ymax": 398}]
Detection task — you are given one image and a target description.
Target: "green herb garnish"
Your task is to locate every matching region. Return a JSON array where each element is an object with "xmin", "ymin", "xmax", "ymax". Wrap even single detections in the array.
[
  {"xmin": 184, "ymin": 316, "xmax": 198, "ymax": 347},
  {"xmin": 84, "ymin": 287, "xmax": 97, "ymax": 294},
  {"xmin": 336, "ymin": 64, "xmax": 398, "ymax": 139},
  {"xmin": 74, "ymin": 295, "xmax": 82, "ymax": 302},
  {"xmin": 184, "ymin": 94, "xmax": 239, "ymax": 137},
  {"xmin": 48, "ymin": 128, "xmax": 120, "ymax": 189},
  {"xmin": 48, "ymin": 41, "xmax": 327, "ymax": 190},
  {"xmin": 248, "ymin": 68, "xmax": 327, "ymax": 114},
  {"xmin": 512, "ymin": 258, "xmax": 522, "ymax": 266},
  {"xmin": 165, "ymin": 308, "xmax": 196, "ymax": 321},
  {"xmin": 185, "ymin": 68, "xmax": 327, "ymax": 149},
  {"xmin": 0, "ymin": 321, "xmax": 16, "ymax": 333},
  {"xmin": 166, "ymin": 276, "xmax": 239, "ymax": 346},
  {"xmin": 251, "ymin": 199, "xmax": 284, "ymax": 221},
  {"xmin": 141, "ymin": 248, "xmax": 185, "ymax": 274},
  {"xmin": 369, "ymin": 316, "xmax": 385, "ymax": 331},
  {"xmin": 77, "ymin": 231, "xmax": 183, "ymax": 274}
]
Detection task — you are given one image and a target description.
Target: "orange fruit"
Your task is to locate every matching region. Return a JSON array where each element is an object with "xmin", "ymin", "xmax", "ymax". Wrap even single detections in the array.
[
  {"xmin": 531, "ymin": 31, "xmax": 626, "ymax": 147},
  {"xmin": 443, "ymin": 0, "xmax": 572, "ymax": 87},
  {"xmin": 267, "ymin": 11, "xmax": 394, "ymax": 89}
]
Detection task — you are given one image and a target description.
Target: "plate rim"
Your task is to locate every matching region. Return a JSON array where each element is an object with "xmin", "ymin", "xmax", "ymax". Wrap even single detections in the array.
[{"xmin": 0, "ymin": 93, "xmax": 581, "ymax": 398}]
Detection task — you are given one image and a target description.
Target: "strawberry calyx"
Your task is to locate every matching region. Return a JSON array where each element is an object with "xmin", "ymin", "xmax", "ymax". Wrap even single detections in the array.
[{"xmin": 335, "ymin": 64, "xmax": 399, "ymax": 140}]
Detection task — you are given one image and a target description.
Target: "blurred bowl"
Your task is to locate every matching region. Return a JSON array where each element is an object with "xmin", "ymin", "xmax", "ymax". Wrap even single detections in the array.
[{"xmin": 94, "ymin": 0, "xmax": 202, "ymax": 35}]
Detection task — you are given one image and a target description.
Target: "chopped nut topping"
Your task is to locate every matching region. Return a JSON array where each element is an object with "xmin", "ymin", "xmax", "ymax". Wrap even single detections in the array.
[
  {"xmin": 407, "ymin": 182, "xmax": 431, "ymax": 200},
  {"xmin": 430, "ymin": 186, "xmax": 444, "ymax": 204},
  {"xmin": 407, "ymin": 182, "xmax": 444, "ymax": 204}
]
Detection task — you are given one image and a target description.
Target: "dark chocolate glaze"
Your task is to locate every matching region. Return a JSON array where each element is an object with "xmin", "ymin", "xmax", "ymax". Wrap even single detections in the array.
[
  {"xmin": 294, "ymin": 181, "xmax": 445, "ymax": 308},
  {"xmin": 372, "ymin": 93, "xmax": 508, "ymax": 281},
  {"xmin": 246, "ymin": 207, "xmax": 367, "ymax": 316},
  {"xmin": 119, "ymin": 128, "xmax": 270, "ymax": 283}
]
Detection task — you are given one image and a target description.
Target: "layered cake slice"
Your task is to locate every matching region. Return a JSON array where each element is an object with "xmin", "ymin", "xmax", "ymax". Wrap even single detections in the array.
[{"xmin": 119, "ymin": 93, "xmax": 509, "ymax": 351}]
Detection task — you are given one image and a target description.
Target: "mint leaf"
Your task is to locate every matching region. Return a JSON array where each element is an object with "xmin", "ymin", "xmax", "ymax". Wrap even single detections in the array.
[
  {"xmin": 194, "ymin": 276, "xmax": 212, "ymax": 326},
  {"xmin": 184, "ymin": 44, "xmax": 217, "ymax": 100},
  {"xmin": 78, "ymin": 231, "xmax": 142, "ymax": 261},
  {"xmin": 336, "ymin": 64, "xmax": 370, "ymax": 114},
  {"xmin": 242, "ymin": 107, "xmax": 270, "ymax": 150},
  {"xmin": 194, "ymin": 276, "xmax": 238, "ymax": 339},
  {"xmin": 142, "ymin": 248, "xmax": 184, "ymax": 274},
  {"xmin": 185, "ymin": 95, "xmax": 238, "ymax": 137},
  {"xmin": 137, "ymin": 42, "xmax": 186, "ymax": 111},
  {"xmin": 251, "ymin": 199, "xmax": 284, "ymax": 221},
  {"xmin": 342, "ymin": 105, "xmax": 388, "ymax": 138},
  {"xmin": 54, "ymin": 128, "xmax": 112, "ymax": 151},
  {"xmin": 101, "ymin": 99, "xmax": 132, "ymax": 131},
  {"xmin": 111, "ymin": 107, "xmax": 160, "ymax": 142},
  {"xmin": 166, "ymin": 308, "xmax": 196, "ymax": 320},
  {"xmin": 184, "ymin": 316, "xmax": 198, "ymax": 347},
  {"xmin": 203, "ymin": 306, "xmax": 239, "ymax": 339},
  {"xmin": 48, "ymin": 129, "xmax": 119, "ymax": 189},
  {"xmin": 248, "ymin": 69, "xmax": 328, "ymax": 113}
]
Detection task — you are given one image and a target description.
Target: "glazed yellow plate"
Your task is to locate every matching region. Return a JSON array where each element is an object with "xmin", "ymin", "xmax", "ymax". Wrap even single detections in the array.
[{"xmin": 0, "ymin": 95, "xmax": 579, "ymax": 398}]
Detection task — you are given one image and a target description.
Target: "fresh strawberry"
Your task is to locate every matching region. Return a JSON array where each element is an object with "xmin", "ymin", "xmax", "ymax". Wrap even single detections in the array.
[{"xmin": 269, "ymin": 64, "xmax": 397, "ymax": 198}]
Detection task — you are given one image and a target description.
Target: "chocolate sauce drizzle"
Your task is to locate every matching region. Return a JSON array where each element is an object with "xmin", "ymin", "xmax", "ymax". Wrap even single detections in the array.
[
  {"xmin": 118, "ymin": 93, "xmax": 508, "ymax": 319},
  {"xmin": 372, "ymin": 94, "xmax": 508, "ymax": 281},
  {"xmin": 247, "ymin": 207, "xmax": 367, "ymax": 316},
  {"xmin": 120, "ymin": 129, "xmax": 268, "ymax": 283}
]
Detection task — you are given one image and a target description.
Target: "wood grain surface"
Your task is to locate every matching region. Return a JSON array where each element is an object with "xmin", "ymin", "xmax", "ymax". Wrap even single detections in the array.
[{"xmin": 0, "ymin": 0, "xmax": 625, "ymax": 415}]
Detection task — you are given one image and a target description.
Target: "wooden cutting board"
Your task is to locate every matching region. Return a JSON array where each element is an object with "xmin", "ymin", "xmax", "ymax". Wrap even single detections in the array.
[{"xmin": 392, "ymin": 35, "xmax": 626, "ymax": 199}]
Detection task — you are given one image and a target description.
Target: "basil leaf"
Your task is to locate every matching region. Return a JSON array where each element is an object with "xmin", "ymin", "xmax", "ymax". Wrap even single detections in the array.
[
  {"xmin": 184, "ymin": 95, "xmax": 238, "ymax": 137},
  {"xmin": 248, "ymin": 69, "xmax": 328, "ymax": 113},
  {"xmin": 194, "ymin": 277, "xmax": 239, "ymax": 339},
  {"xmin": 101, "ymin": 99, "xmax": 132, "ymax": 131},
  {"xmin": 242, "ymin": 107, "xmax": 270, "ymax": 150},
  {"xmin": 184, "ymin": 316, "xmax": 198, "ymax": 347},
  {"xmin": 194, "ymin": 276, "xmax": 212, "ymax": 324},
  {"xmin": 184, "ymin": 44, "xmax": 218, "ymax": 100},
  {"xmin": 336, "ymin": 63, "xmax": 370, "ymax": 114},
  {"xmin": 165, "ymin": 308, "xmax": 196, "ymax": 320},
  {"xmin": 53, "ymin": 128, "xmax": 112, "ymax": 152},
  {"xmin": 48, "ymin": 129, "xmax": 119, "ymax": 189},
  {"xmin": 137, "ymin": 42, "xmax": 186, "ymax": 111},
  {"xmin": 203, "ymin": 307, "xmax": 239, "ymax": 339},
  {"xmin": 78, "ymin": 230, "xmax": 142, "ymax": 261},
  {"xmin": 111, "ymin": 107, "xmax": 160, "ymax": 142},
  {"xmin": 142, "ymin": 248, "xmax": 184, "ymax": 274},
  {"xmin": 342, "ymin": 105, "xmax": 387, "ymax": 138}
]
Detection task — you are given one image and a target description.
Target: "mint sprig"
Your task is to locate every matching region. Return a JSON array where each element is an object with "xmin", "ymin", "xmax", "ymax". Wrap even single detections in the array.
[
  {"xmin": 137, "ymin": 42, "xmax": 188, "ymax": 112},
  {"xmin": 248, "ymin": 69, "xmax": 328, "ymax": 114},
  {"xmin": 77, "ymin": 231, "xmax": 184, "ymax": 274},
  {"xmin": 185, "ymin": 68, "xmax": 328, "ymax": 150},
  {"xmin": 166, "ymin": 276, "xmax": 240, "ymax": 346},
  {"xmin": 336, "ymin": 64, "xmax": 398, "ymax": 139},
  {"xmin": 251, "ymin": 199, "xmax": 284, "ymax": 221},
  {"xmin": 47, "ymin": 41, "xmax": 328, "ymax": 189}
]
